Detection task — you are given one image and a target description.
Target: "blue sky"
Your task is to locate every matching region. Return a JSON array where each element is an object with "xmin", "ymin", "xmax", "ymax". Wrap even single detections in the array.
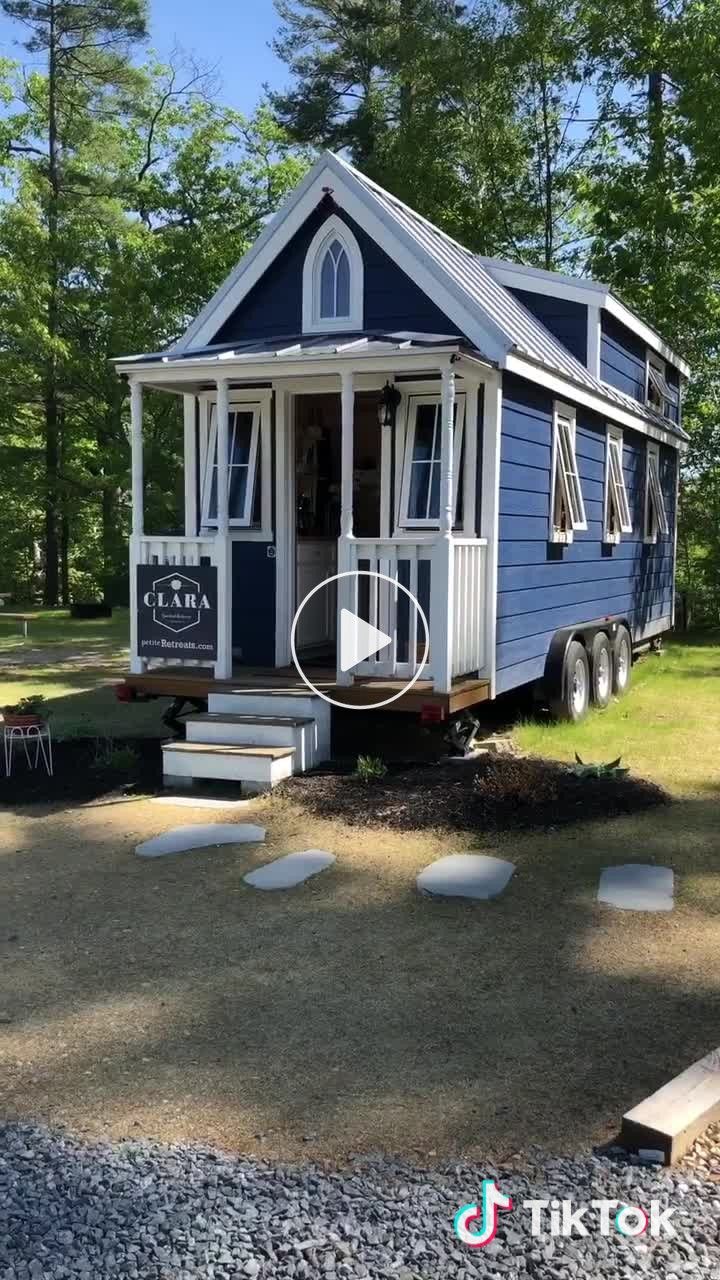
[{"xmin": 0, "ymin": 0, "xmax": 287, "ymax": 116}]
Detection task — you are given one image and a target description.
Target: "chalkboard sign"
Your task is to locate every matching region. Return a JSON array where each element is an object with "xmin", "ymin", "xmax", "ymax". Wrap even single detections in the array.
[{"xmin": 137, "ymin": 564, "xmax": 218, "ymax": 661}]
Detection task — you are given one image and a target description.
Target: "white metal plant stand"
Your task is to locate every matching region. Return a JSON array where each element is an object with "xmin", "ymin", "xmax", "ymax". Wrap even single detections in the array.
[{"xmin": 3, "ymin": 722, "xmax": 53, "ymax": 778}]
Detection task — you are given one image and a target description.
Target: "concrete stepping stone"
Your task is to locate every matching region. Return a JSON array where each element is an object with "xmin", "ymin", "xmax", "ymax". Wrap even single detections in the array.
[
  {"xmin": 598, "ymin": 864, "xmax": 674, "ymax": 912},
  {"xmin": 136, "ymin": 823, "xmax": 266, "ymax": 859},
  {"xmin": 243, "ymin": 849, "xmax": 335, "ymax": 890},
  {"xmin": 417, "ymin": 853, "xmax": 515, "ymax": 900},
  {"xmin": 151, "ymin": 796, "xmax": 252, "ymax": 810}
]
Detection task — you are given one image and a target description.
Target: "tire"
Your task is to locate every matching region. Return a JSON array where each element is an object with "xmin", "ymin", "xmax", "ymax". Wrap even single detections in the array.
[
  {"xmin": 590, "ymin": 632, "xmax": 612, "ymax": 709},
  {"xmin": 612, "ymin": 624, "xmax": 632, "ymax": 696},
  {"xmin": 550, "ymin": 639, "xmax": 590, "ymax": 722}
]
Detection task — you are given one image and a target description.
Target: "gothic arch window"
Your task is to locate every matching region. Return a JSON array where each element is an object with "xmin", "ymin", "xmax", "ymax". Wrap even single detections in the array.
[{"xmin": 302, "ymin": 214, "xmax": 364, "ymax": 333}]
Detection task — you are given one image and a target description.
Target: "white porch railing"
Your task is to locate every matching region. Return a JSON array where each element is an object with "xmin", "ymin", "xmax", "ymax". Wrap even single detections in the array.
[
  {"xmin": 339, "ymin": 536, "xmax": 487, "ymax": 689},
  {"xmin": 451, "ymin": 538, "xmax": 487, "ymax": 678},
  {"xmin": 129, "ymin": 533, "xmax": 232, "ymax": 677}
]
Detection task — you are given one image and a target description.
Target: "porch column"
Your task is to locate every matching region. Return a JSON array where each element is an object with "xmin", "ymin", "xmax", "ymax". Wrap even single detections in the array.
[
  {"xmin": 432, "ymin": 363, "xmax": 456, "ymax": 693},
  {"xmin": 130, "ymin": 379, "xmax": 144, "ymax": 536},
  {"xmin": 336, "ymin": 369, "xmax": 355, "ymax": 685},
  {"xmin": 214, "ymin": 376, "xmax": 232, "ymax": 679},
  {"xmin": 129, "ymin": 379, "xmax": 144, "ymax": 674},
  {"xmin": 183, "ymin": 393, "xmax": 198, "ymax": 537}
]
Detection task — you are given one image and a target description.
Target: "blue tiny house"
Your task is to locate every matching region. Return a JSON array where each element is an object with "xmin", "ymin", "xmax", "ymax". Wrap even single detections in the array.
[{"xmin": 116, "ymin": 153, "xmax": 688, "ymax": 785}]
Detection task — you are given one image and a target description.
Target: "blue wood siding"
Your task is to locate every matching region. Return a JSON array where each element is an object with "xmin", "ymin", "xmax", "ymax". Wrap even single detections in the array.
[
  {"xmin": 600, "ymin": 311, "xmax": 647, "ymax": 401},
  {"xmin": 495, "ymin": 374, "xmax": 676, "ymax": 696},
  {"xmin": 213, "ymin": 205, "xmax": 461, "ymax": 344},
  {"xmin": 231, "ymin": 541, "xmax": 276, "ymax": 665},
  {"xmin": 509, "ymin": 288, "xmax": 587, "ymax": 364}
]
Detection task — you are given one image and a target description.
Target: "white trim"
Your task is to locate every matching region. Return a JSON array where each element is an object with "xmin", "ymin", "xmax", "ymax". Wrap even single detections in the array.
[
  {"xmin": 397, "ymin": 392, "xmax": 466, "ymax": 528},
  {"xmin": 604, "ymin": 425, "xmax": 632, "ymax": 544},
  {"xmin": 302, "ymin": 214, "xmax": 363, "ymax": 333},
  {"xmin": 644, "ymin": 440, "xmax": 669, "ymax": 544},
  {"xmin": 646, "ymin": 350, "xmax": 680, "ymax": 423},
  {"xmin": 129, "ymin": 379, "xmax": 144, "ymax": 537},
  {"xmin": 587, "ymin": 305, "xmax": 601, "ymax": 380},
  {"xmin": 481, "ymin": 373, "xmax": 502, "ymax": 697},
  {"xmin": 480, "ymin": 256, "xmax": 690, "ymax": 377},
  {"xmin": 183, "ymin": 394, "xmax": 197, "ymax": 537},
  {"xmin": 505, "ymin": 351, "xmax": 687, "ymax": 450},
  {"xmin": 201, "ymin": 404, "xmax": 261, "ymax": 529},
  {"xmin": 274, "ymin": 387, "xmax": 293, "ymax": 667},
  {"xmin": 549, "ymin": 401, "xmax": 586, "ymax": 544},
  {"xmin": 463, "ymin": 381, "xmax": 479, "ymax": 536}
]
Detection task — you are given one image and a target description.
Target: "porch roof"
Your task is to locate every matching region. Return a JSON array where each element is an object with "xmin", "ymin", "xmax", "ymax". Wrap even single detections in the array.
[{"xmin": 114, "ymin": 330, "xmax": 478, "ymax": 369}]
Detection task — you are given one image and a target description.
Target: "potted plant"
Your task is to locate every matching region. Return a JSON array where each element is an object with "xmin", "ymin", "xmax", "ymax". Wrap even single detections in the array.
[{"xmin": 2, "ymin": 695, "xmax": 50, "ymax": 728}]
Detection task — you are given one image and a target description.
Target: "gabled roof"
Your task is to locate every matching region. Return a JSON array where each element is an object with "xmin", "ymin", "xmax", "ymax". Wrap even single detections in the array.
[{"xmin": 169, "ymin": 151, "xmax": 688, "ymax": 442}]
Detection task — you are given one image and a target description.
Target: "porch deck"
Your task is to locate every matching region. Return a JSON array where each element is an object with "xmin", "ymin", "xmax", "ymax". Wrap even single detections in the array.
[{"xmin": 123, "ymin": 665, "xmax": 490, "ymax": 716}]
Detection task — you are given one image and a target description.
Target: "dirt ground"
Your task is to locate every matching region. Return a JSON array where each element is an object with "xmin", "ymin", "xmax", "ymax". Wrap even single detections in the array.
[{"xmin": 2, "ymin": 787, "xmax": 719, "ymax": 1163}]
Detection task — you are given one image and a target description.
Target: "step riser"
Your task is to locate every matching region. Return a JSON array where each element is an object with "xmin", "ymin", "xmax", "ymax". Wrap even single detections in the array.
[
  {"xmin": 207, "ymin": 693, "xmax": 330, "ymax": 759},
  {"xmin": 186, "ymin": 720, "xmax": 318, "ymax": 770},
  {"xmin": 162, "ymin": 747, "xmax": 293, "ymax": 789}
]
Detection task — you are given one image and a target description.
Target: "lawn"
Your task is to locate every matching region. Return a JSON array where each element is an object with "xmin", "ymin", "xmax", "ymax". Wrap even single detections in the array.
[
  {"xmin": 1, "ymin": 628, "xmax": 720, "ymax": 1162},
  {"xmin": 0, "ymin": 607, "xmax": 166, "ymax": 738}
]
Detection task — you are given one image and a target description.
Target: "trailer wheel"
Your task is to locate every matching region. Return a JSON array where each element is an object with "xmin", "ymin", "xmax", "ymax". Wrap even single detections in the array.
[
  {"xmin": 612, "ymin": 625, "xmax": 632, "ymax": 696},
  {"xmin": 550, "ymin": 639, "xmax": 590, "ymax": 722},
  {"xmin": 590, "ymin": 632, "xmax": 612, "ymax": 709}
]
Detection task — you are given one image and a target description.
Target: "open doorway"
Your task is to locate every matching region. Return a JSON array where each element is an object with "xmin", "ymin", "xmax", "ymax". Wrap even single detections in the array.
[{"xmin": 293, "ymin": 392, "xmax": 382, "ymax": 657}]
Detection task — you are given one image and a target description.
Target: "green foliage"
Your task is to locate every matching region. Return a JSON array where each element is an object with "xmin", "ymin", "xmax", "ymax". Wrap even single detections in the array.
[
  {"xmin": 354, "ymin": 753, "xmax": 388, "ymax": 783},
  {"xmin": 2, "ymin": 694, "xmax": 50, "ymax": 718},
  {"xmin": 91, "ymin": 735, "xmax": 139, "ymax": 772},
  {"xmin": 570, "ymin": 753, "xmax": 629, "ymax": 780}
]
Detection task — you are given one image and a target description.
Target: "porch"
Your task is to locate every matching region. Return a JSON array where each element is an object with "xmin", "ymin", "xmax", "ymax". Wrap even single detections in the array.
[{"xmin": 120, "ymin": 335, "xmax": 501, "ymax": 703}]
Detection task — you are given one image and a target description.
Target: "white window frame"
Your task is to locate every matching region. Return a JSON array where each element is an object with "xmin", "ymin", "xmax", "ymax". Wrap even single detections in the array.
[
  {"xmin": 549, "ymin": 401, "xmax": 587, "ymax": 544},
  {"xmin": 201, "ymin": 403, "xmax": 261, "ymax": 528},
  {"xmin": 398, "ymin": 393, "xmax": 466, "ymax": 529},
  {"xmin": 604, "ymin": 425, "xmax": 633, "ymax": 544},
  {"xmin": 646, "ymin": 351, "xmax": 679, "ymax": 422},
  {"xmin": 644, "ymin": 440, "xmax": 669, "ymax": 544},
  {"xmin": 302, "ymin": 214, "xmax": 364, "ymax": 334}
]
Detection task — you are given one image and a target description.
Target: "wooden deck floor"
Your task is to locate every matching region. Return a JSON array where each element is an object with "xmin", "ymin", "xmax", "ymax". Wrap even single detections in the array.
[{"xmin": 123, "ymin": 665, "xmax": 490, "ymax": 715}]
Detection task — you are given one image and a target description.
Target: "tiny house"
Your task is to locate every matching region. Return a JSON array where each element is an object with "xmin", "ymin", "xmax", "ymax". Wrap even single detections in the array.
[{"xmin": 115, "ymin": 152, "xmax": 688, "ymax": 789}]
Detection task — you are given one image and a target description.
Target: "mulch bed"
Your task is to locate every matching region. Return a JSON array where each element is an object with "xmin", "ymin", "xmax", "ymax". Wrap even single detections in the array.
[
  {"xmin": 282, "ymin": 753, "xmax": 670, "ymax": 832},
  {"xmin": 0, "ymin": 736, "xmax": 163, "ymax": 806}
]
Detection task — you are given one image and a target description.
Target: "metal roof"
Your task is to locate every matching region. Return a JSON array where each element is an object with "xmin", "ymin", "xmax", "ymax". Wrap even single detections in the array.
[
  {"xmin": 115, "ymin": 331, "xmax": 472, "ymax": 366},
  {"xmin": 333, "ymin": 156, "xmax": 688, "ymax": 440}
]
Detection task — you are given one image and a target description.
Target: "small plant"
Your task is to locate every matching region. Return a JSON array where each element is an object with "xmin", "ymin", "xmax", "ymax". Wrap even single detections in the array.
[
  {"xmin": 2, "ymin": 695, "xmax": 50, "ymax": 720},
  {"xmin": 354, "ymin": 753, "xmax": 388, "ymax": 784},
  {"xmin": 570, "ymin": 753, "xmax": 630, "ymax": 780},
  {"xmin": 91, "ymin": 736, "xmax": 139, "ymax": 773}
]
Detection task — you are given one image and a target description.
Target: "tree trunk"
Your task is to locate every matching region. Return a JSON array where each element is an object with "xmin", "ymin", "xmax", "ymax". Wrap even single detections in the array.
[{"xmin": 43, "ymin": 0, "xmax": 61, "ymax": 607}]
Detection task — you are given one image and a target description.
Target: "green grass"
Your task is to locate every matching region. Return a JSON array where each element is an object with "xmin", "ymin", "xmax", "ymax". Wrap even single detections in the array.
[
  {"xmin": 0, "ymin": 607, "xmax": 167, "ymax": 738},
  {"xmin": 515, "ymin": 633, "xmax": 720, "ymax": 797}
]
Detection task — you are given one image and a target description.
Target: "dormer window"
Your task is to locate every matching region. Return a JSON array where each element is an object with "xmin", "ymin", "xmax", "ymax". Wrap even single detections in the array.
[
  {"xmin": 646, "ymin": 352, "xmax": 679, "ymax": 422},
  {"xmin": 302, "ymin": 214, "xmax": 364, "ymax": 333}
]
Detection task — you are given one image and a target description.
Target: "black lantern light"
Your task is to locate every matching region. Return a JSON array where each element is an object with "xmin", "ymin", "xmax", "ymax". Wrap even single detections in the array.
[{"xmin": 377, "ymin": 380, "xmax": 401, "ymax": 428}]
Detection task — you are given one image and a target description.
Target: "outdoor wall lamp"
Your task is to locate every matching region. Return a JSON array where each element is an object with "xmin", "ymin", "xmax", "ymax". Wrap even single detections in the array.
[{"xmin": 377, "ymin": 381, "xmax": 401, "ymax": 428}]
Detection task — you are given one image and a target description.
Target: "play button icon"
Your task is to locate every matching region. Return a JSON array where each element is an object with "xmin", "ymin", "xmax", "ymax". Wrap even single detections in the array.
[
  {"xmin": 339, "ymin": 608, "xmax": 391, "ymax": 672},
  {"xmin": 290, "ymin": 569, "xmax": 430, "ymax": 712}
]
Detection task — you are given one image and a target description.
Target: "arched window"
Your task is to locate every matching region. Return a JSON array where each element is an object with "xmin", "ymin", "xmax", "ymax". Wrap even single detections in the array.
[{"xmin": 303, "ymin": 215, "xmax": 364, "ymax": 333}]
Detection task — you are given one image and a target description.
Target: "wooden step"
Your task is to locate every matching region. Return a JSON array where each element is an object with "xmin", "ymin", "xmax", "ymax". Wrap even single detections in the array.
[
  {"xmin": 162, "ymin": 741, "xmax": 295, "ymax": 792},
  {"xmin": 621, "ymin": 1046, "xmax": 720, "ymax": 1164},
  {"xmin": 185, "ymin": 713, "xmax": 314, "ymax": 728},
  {"xmin": 183, "ymin": 712, "xmax": 319, "ymax": 769}
]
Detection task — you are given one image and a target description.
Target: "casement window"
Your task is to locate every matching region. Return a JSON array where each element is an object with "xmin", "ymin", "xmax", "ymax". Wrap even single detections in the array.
[
  {"xmin": 201, "ymin": 405, "xmax": 261, "ymax": 527},
  {"xmin": 644, "ymin": 440, "xmax": 669, "ymax": 544},
  {"xmin": 549, "ymin": 402, "xmax": 586, "ymax": 543},
  {"xmin": 398, "ymin": 394, "xmax": 466, "ymax": 528},
  {"xmin": 646, "ymin": 352, "xmax": 679, "ymax": 422},
  {"xmin": 302, "ymin": 215, "xmax": 364, "ymax": 333},
  {"xmin": 604, "ymin": 426, "xmax": 633, "ymax": 544}
]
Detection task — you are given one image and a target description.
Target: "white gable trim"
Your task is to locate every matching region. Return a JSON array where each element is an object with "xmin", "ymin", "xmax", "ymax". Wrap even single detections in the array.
[
  {"xmin": 302, "ymin": 213, "xmax": 364, "ymax": 332},
  {"xmin": 173, "ymin": 153, "xmax": 511, "ymax": 363}
]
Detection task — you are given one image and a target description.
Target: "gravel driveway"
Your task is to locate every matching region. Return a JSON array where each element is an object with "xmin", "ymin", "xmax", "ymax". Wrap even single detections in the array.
[{"xmin": 2, "ymin": 1123, "xmax": 719, "ymax": 1279}]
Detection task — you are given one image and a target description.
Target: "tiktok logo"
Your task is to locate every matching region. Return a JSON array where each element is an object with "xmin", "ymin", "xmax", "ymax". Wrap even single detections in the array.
[{"xmin": 454, "ymin": 1180, "xmax": 514, "ymax": 1247}]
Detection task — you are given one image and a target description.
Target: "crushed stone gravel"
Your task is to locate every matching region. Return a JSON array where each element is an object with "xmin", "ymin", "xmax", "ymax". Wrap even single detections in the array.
[{"xmin": 2, "ymin": 1123, "xmax": 720, "ymax": 1279}]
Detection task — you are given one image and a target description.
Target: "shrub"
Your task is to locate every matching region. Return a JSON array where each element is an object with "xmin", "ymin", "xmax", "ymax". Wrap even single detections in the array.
[
  {"xmin": 354, "ymin": 753, "xmax": 388, "ymax": 784},
  {"xmin": 91, "ymin": 737, "xmax": 139, "ymax": 773}
]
